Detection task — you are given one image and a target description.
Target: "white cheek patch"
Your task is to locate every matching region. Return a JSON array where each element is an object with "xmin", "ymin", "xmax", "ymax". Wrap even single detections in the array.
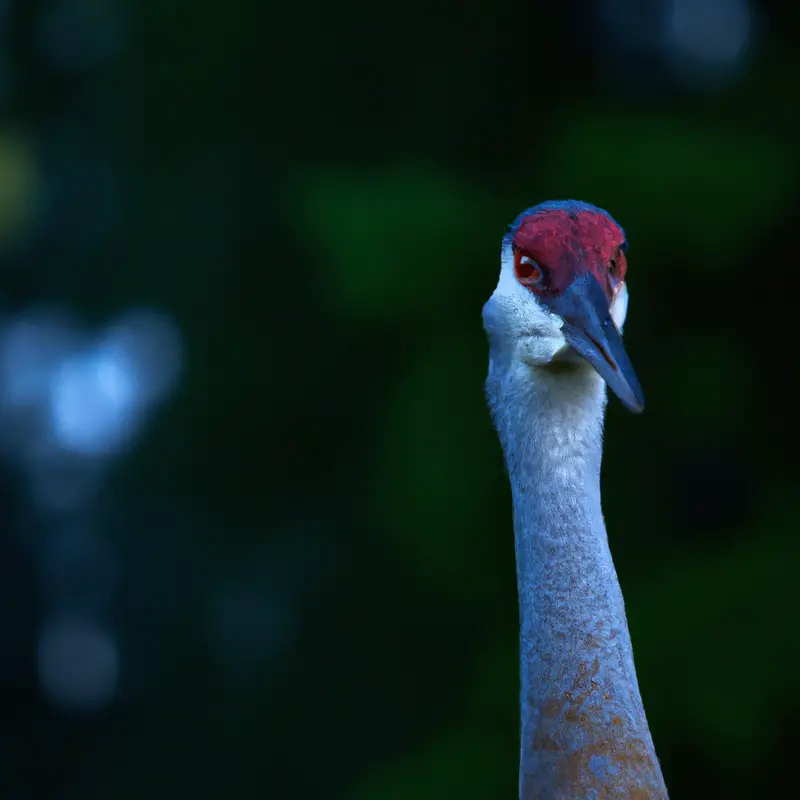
[{"xmin": 610, "ymin": 283, "xmax": 629, "ymax": 332}]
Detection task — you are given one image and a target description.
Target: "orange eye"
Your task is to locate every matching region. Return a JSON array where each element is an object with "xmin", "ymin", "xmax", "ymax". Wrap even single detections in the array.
[{"xmin": 515, "ymin": 252, "xmax": 544, "ymax": 286}]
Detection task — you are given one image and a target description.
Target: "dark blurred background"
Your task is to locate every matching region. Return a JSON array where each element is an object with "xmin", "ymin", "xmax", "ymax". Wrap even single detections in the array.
[{"xmin": 0, "ymin": 0, "xmax": 797, "ymax": 797}]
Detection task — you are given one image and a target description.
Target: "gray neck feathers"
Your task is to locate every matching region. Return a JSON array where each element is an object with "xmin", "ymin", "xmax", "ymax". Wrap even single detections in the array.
[{"xmin": 487, "ymin": 358, "xmax": 668, "ymax": 799}]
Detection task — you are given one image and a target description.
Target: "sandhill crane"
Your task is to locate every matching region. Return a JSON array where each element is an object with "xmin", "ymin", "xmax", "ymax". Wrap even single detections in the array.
[{"xmin": 483, "ymin": 201, "xmax": 668, "ymax": 799}]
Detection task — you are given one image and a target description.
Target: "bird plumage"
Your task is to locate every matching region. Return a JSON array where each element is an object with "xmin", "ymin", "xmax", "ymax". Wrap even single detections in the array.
[{"xmin": 484, "ymin": 201, "xmax": 667, "ymax": 799}]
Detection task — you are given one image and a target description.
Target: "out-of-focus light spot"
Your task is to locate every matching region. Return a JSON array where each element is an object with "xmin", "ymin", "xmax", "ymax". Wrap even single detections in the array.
[
  {"xmin": 37, "ymin": 0, "xmax": 127, "ymax": 72},
  {"xmin": 50, "ymin": 348, "xmax": 139, "ymax": 456},
  {"xmin": 37, "ymin": 616, "xmax": 119, "ymax": 712},
  {"xmin": 667, "ymin": 0, "xmax": 751, "ymax": 64},
  {"xmin": 48, "ymin": 309, "xmax": 181, "ymax": 456},
  {"xmin": 100, "ymin": 310, "xmax": 182, "ymax": 407},
  {"xmin": 0, "ymin": 311, "xmax": 79, "ymax": 410},
  {"xmin": 0, "ymin": 132, "xmax": 39, "ymax": 245},
  {"xmin": 664, "ymin": 0, "xmax": 752, "ymax": 87},
  {"xmin": 0, "ymin": 308, "xmax": 180, "ymax": 468},
  {"xmin": 599, "ymin": 0, "xmax": 753, "ymax": 91}
]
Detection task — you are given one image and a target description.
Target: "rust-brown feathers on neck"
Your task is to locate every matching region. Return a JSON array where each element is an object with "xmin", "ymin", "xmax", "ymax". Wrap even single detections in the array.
[{"xmin": 520, "ymin": 636, "xmax": 667, "ymax": 799}]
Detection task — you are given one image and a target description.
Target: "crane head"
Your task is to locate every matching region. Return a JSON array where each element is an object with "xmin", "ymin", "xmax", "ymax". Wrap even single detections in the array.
[{"xmin": 483, "ymin": 200, "xmax": 644, "ymax": 413}]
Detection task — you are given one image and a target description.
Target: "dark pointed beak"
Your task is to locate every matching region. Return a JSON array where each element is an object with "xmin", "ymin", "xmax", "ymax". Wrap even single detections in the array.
[{"xmin": 549, "ymin": 274, "xmax": 645, "ymax": 413}]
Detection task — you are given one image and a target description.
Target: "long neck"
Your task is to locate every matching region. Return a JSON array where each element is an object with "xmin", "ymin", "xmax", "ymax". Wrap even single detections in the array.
[{"xmin": 488, "ymin": 360, "xmax": 667, "ymax": 800}]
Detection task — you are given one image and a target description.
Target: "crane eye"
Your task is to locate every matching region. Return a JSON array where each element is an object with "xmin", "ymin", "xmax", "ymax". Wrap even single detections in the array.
[
  {"xmin": 515, "ymin": 253, "xmax": 544, "ymax": 287},
  {"xmin": 608, "ymin": 252, "xmax": 626, "ymax": 284}
]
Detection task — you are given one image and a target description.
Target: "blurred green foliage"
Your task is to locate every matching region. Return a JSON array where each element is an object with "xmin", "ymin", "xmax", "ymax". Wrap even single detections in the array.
[
  {"xmin": 293, "ymin": 166, "xmax": 490, "ymax": 321},
  {"xmin": 631, "ymin": 507, "xmax": 799, "ymax": 761},
  {"xmin": 0, "ymin": 131, "xmax": 37, "ymax": 242},
  {"xmin": 370, "ymin": 336, "xmax": 498, "ymax": 600},
  {"xmin": 540, "ymin": 109, "xmax": 796, "ymax": 265}
]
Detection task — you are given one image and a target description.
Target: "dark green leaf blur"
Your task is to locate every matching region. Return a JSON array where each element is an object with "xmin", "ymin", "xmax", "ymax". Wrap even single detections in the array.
[{"xmin": 0, "ymin": 1, "xmax": 796, "ymax": 798}]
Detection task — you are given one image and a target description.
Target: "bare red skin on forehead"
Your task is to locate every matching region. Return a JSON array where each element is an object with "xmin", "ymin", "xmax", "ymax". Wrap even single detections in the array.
[{"xmin": 512, "ymin": 208, "xmax": 627, "ymax": 301}]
